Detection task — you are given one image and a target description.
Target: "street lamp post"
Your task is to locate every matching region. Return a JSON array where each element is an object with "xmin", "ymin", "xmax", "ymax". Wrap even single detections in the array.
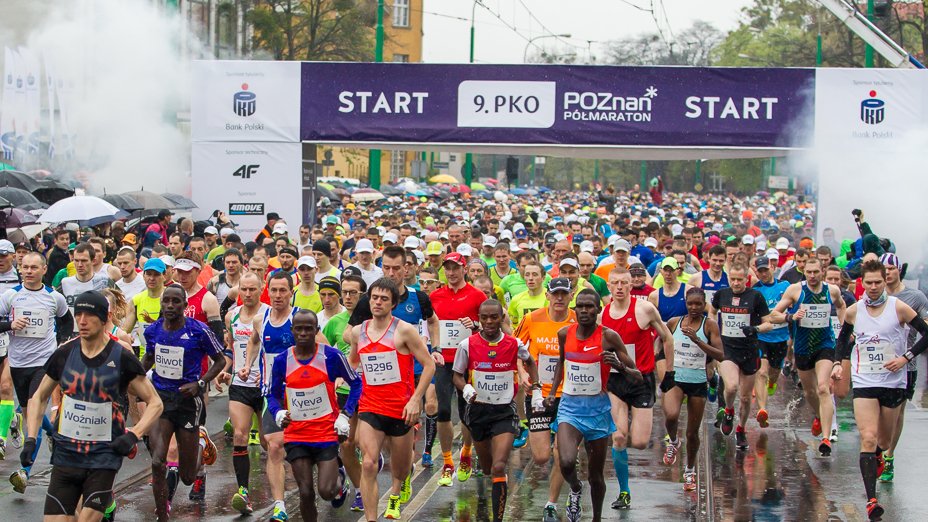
[{"xmin": 523, "ymin": 34, "xmax": 572, "ymax": 63}]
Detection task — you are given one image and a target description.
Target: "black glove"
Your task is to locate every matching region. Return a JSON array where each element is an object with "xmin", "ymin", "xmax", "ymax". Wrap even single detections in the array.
[
  {"xmin": 659, "ymin": 372, "xmax": 676, "ymax": 393},
  {"xmin": 741, "ymin": 325, "xmax": 759, "ymax": 337},
  {"xmin": 20, "ymin": 437, "xmax": 37, "ymax": 468},
  {"xmin": 109, "ymin": 431, "xmax": 139, "ymax": 456}
]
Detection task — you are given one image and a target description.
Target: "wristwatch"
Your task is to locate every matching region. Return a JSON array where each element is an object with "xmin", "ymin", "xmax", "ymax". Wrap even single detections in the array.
[{"xmin": 197, "ymin": 379, "xmax": 207, "ymax": 391}]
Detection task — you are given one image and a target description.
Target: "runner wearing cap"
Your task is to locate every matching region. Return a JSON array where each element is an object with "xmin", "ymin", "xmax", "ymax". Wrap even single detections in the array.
[
  {"xmin": 317, "ymin": 277, "xmax": 346, "ymax": 329},
  {"xmin": 453, "ymin": 299, "xmax": 539, "ymax": 522},
  {"xmin": 255, "ymin": 212, "xmax": 281, "ymax": 244},
  {"xmin": 265, "ymin": 309, "xmax": 361, "ymax": 521},
  {"xmin": 769, "ymin": 257, "xmax": 845, "ymax": 456},
  {"xmin": 351, "ymin": 239, "xmax": 383, "ymax": 288},
  {"xmin": 874, "ymin": 253, "xmax": 928, "ymax": 482},
  {"xmin": 648, "ymin": 256, "xmax": 688, "ymax": 384},
  {"xmin": 347, "ymin": 278, "xmax": 436, "ymax": 521},
  {"xmin": 604, "ymin": 267, "xmax": 674, "ymax": 509},
  {"xmin": 508, "ymin": 261, "xmax": 548, "ymax": 326},
  {"xmin": 141, "ymin": 284, "xmax": 225, "ymax": 519},
  {"xmin": 594, "ymin": 238, "xmax": 631, "ymax": 280},
  {"xmin": 430, "ymin": 252, "xmax": 487, "ymax": 487},
  {"xmin": 545, "ymin": 288, "xmax": 640, "ymax": 522},
  {"xmin": 514, "ymin": 277, "xmax": 576, "ymax": 522},
  {"xmin": 1, "ymin": 252, "xmax": 71, "ymax": 492},
  {"xmin": 480, "ymin": 235, "xmax": 498, "ymax": 268},
  {"xmin": 124, "ymin": 258, "xmax": 166, "ymax": 359},
  {"xmin": 291, "ymin": 256, "xmax": 322, "ymax": 313},
  {"xmin": 628, "ymin": 262, "xmax": 655, "ymax": 301},
  {"xmin": 312, "ymin": 240, "xmax": 342, "ymax": 283},
  {"xmin": 831, "ymin": 259, "xmax": 928, "ymax": 521},
  {"xmin": 22, "ymin": 290, "xmax": 163, "ymax": 520},
  {"xmin": 752, "ymin": 256, "xmax": 791, "ymax": 424}
]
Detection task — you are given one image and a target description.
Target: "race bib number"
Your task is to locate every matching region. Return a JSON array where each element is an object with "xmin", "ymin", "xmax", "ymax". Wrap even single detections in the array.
[
  {"xmin": 721, "ymin": 313, "xmax": 750, "ymax": 338},
  {"xmin": 418, "ymin": 320, "xmax": 430, "ymax": 342},
  {"xmin": 799, "ymin": 304, "xmax": 831, "ymax": 329},
  {"xmin": 0, "ymin": 332, "xmax": 8, "ymax": 356},
  {"xmin": 537, "ymin": 354, "xmax": 559, "ymax": 385},
  {"xmin": 831, "ymin": 318, "xmax": 842, "ymax": 339},
  {"xmin": 59, "ymin": 395, "xmax": 112, "ymax": 442},
  {"xmin": 154, "ymin": 344, "xmax": 185, "ymax": 380},
  {"xmin": 15, "ymin": 308, "xmax": 50, "ymax": 338},
  {"xmin": 439, "ymin": 320, "xmax": 467, "ymax": 350},
  {"xmin": 563, "ymin": 361, "xmax": 601, "ymax": 396},
  {"xmin": 360, "ymin": 351, "xmax": 401, "ymax": 385},
  {"xmin": 287, "ymin": 383, "xmax": 333, "ymax": 421},
  {"xmin": 612, "ymin": 343, "xmax": 634, "ymax": 374},
  {"xmin": 472, "ymin": 370, "xmax": 513, "ymax": 405},
  {"xmin": 857, "ymin": 340, "xmax": 894, "ymax": 375},
  {"xmin": 674, "ymin": 337, "xmax": 706, "ymax": 370}
]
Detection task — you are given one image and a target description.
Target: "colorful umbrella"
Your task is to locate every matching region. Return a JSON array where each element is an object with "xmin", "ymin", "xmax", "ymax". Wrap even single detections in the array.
[
  {"xmin": 429, "ymin": 174, "xmax": 458, "ymax": 184},
  {"xmin": 470, "ymin": 182, "xmax": 487, "ymax": 191},
  {"xmin": 450, "ymin": 184, "xmax": 471, "ymax": 194}
]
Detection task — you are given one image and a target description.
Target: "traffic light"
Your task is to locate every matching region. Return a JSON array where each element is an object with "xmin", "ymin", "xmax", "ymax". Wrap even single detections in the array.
[{"xmin": 506, "ymin": 156, "xmax": 519, "ymax": 185}]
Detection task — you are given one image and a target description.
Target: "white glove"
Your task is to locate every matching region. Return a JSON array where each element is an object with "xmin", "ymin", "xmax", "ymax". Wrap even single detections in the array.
[
  {"xmin": 462, "ymin": 384, "xmax": 477, "ymax": 403},
  {"xmin": 531, "ymin": 389, "xmax": 544, "ymax": 412},
  {"xmin": 275, "ymin": 410, "xmax": 290, "ymax": 428},
  {"xmin": 334, "ymin": 413, "xmax": 351, "ymax": 437}
]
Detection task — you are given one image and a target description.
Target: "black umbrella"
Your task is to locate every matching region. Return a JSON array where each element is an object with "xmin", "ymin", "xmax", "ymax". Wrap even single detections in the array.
[
  {"xmin": 0, "ymin": 170, "xmax": 42, "ymax": 192},
  {"xmin": 101, "ymin": 194, "xmax": 144, "ymax": 212},
  {"xmin": 316, "ymin": 186, "xmax": 339, "ymax": 201},
  {"xmin": 380, "ymin": 185, "xmax": 405, "ymax": 196},
  {"xmin": 162, "ymin": 193, "xmax": 197, "ymax": 209},
  {"xmin": 122, "ymin": 190, "xmax": 175, "ymax": 210},
  {"xmin": 32, "ymin": 178, "xmax": 75, "ymax": 206},
  {"xmin": 0, "ymin": 187, "xmax": 45, "ymax": 209}
]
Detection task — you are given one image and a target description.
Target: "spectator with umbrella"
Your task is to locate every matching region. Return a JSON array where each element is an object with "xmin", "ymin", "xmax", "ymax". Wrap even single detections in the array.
[{"xmin": 144, "ymin": 209, "xmax": 172, "ymax": 248}]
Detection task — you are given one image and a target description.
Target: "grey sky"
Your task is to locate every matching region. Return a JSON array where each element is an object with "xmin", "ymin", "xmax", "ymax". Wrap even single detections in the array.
[{"xmin": 422, "ymin": 0, "xmax": 751, "ymax": 64}]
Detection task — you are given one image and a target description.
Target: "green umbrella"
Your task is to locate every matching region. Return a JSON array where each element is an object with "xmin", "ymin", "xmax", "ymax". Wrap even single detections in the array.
[
  {"xmin": 471, "ymin": 182, "xmax": 487, "ymax": 191},
  {"xmin": 319, "ymin": 182, "xmax": 335, "ymax": 190},
  {"xmin": 0, "ymin": 163, "xmax": 16, "ymax": 171}
]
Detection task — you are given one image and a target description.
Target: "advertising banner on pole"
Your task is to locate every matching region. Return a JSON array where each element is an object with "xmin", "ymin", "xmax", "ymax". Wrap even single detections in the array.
[
  {"xmin": 300, "ymin": 63, "xmax": 815, "ymax": 149},
  {"xmin": 192, "ymin": 141, "xmax": 303, "ymax": 240},
  {"xmin": 192, "ymin": 60, "xmax": 301, "ymax": 142}
]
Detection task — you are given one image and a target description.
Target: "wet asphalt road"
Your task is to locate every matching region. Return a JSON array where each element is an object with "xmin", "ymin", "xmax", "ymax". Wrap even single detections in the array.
[{"xmin": 3, "ymin": 357, "xmax": 928, "ymax": 521}]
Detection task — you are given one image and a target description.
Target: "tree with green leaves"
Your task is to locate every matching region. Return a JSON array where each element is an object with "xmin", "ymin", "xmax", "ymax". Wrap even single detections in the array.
[{"xmin": 249, "ymin": 0, "xmax": 374, "ymax": 61}]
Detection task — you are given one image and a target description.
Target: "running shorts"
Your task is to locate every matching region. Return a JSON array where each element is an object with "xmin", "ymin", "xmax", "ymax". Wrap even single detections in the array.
[
  {"xmin": 675, "ymin": 381, "xmax": 708, "ymax": 398},
  {"xmin": 553, "ymin": 409, "xmax": 615, "ymax": 442},
  {"xmin": 157, "ymin": 389, "xmax": 204, "ymax": 432},
  {"xmin": 794, "ymin": 348, "xmax": 834, "ymax": 372},
  {"xmin": 524, "ymin": 396, "xmax": 559, "ymax": 432},
  {"xmin": 434, "ymin": 364, "xmax": 458, "ymax": 423},
  {"xmin": 229, "ymin": 385, "xmax": 264, "ymax": 414},
  {"xmin": 261, "ymin": 407, "xmax": 282, "ymax": 435},
  {"xmin": 44, "ymin": 466, "xmax": 117, "ymax": 516},
  {"xmin": 464, "ymin": 402, "xmax": 519, "ymax": 442},
  {"xmin": 608, "ymin": 371, "xmax": 656, "ymax": 409},
  {"xmin": 759, "ymin": 340, "xmax": 788, "ymax": 369},
  {"xmin": 359, "ymin": 411, "xmax": 412, "ymax": 437},
  {"xmin": 284, "ymin": 442, "xmax": 339, "ymax": 463},
  {"xmin": 10, "ymin": 366, "xmax": 44, "ymax": 407},
  {"xmin": 852, "ymin": 387, "xmax": 906, "ymax": 409},
  {"xmin": 723, "ymin": 346, "xmax": 760, "ymax": 376}
]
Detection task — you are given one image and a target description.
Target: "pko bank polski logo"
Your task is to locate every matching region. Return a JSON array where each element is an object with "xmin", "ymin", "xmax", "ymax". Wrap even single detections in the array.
[
  {"xmin": 860, "ymin": 90, "xmax": 885, "ymax": 125},
  {"xmin": 233, "ymin": 83, "xmax": 257, "ymax": 117}
]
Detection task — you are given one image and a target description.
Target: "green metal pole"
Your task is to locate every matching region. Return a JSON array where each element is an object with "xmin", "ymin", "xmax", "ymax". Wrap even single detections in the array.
[
  {"xmin": 594, "ymin": 159, "xmax": 600, "ymax": 184},
  {"xmin": 368, "ymin": 0, "xmax": 384, "ymax": 189},
  {"xmin": 640, "ymin": 161, "xmax": 647, "ymax": 189},
  {"xmin": 865, "ymin": 0, "xmax": 874, "ymax": 67},
  {"xmin": 695, "ymin": 159, "xmax": 702, "ymax": 189},
  {"xmin": 816, "ymin": 33, "xmax": 823, "ymax": 66}
]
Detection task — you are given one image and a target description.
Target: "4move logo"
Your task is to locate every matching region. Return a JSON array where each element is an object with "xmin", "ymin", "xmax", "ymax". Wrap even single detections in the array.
[
  {"xmin": 860, "ymin": 90, "xmax": 885, "ymax": 125},
  {"xmin": 229, "ymin": 203, "xmax": 265, "ymax": 216},
  {"xmin": 233, "ymin": 83, "xmax": 256, "ymax": 117}
]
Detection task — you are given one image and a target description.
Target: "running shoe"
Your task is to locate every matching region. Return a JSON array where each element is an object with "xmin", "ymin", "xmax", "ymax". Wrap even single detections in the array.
[
  {"xmin": 767, "ymin": 382, "xmax": 778, "ymax": 396},
  {"xmin": 707, "ymin": 383, "xmax": 717, "ymax": 403},
  {"xmin": 270, "ymin": 506, "xmax": 289, "ymax": 521},
  {"xmin": 473, "ymin": 453, "xmax": 483, "ymax": 478},
  {"xmin": 756, "ymin": 408, "xmax": 769, "ymax": 428},
  {"xmin": 513, "ymin": 423, "xmax": 529, "ymax": 449},
  {"xmin": 663, "ymin": 433, "xmax": 670, "ymax": 444},
  {"xmin": 232, "ymin": 486, "xmax": 253, "ymax": 514},
  {"xmin": 611, "ymin": 491, "xmax": 631, "ymax": 510},
  {"xmin": 457, "ymin": 455, "xmax": 472, "ymax": 482},
  {"xmin": 818, "ymin": 437, "xmax": 832, "ymax": 457},
  {"xmin": 811, "ymin": 417, "xmax": 822, "ymax": 437},
  {"xmin": 879, "ymin": 456, "xmax": 894, "ymax": 482},
  {"xmin": 722, "ymin": 410, "xmax": 735, "ymax": 436},
  {"xmin": 248, "ymin": 429, "xmax": 260, "ymax": 446},
  {"xmin": 399, "ymin": 464, "xmax": 413, "ymax": 504},
  {"xmin": 866, "ymin": 498, "xmax": 884, "ymax": 521},
  {"xmin": 103, "ymin": 500, "xmax": 117, "ymax": 521},
  {"xmin": 566, "ymin": 487, "xmax": 582, "ymax": 522},
  {"xmin": 421, "ymin": 452, "xmax": 433, "ymax": 468},
  {"xmin": 223, "ymin": 418, "xmax": 233, "ymax": 438},
  {"xmin": 715, "ymin": 408, "xmax": 725, "ymax": 429},
  {"xmin": 9, "ymin": 468, "xmax": 27, "ymax": 494},
  {"xmin": 830, "ymin": 428, "xmax": 838, "ymax": 442},
  {"xmin": 350, "ymin": 491, "xmax": 364, "ymax": 512},
  {"xmin": 735, "ymin": 427, "xmax": 748, "ymax": 450},
  {"xmin": 199, "ymin": 426, "xmax": 217, "ymax": 465},
  {"xmin": 9, "ymin": 412, "xmax": 22, "ymax": 448},
  {"xmin": 683, "ymin": 470, "xmax": 697, "ymax": 491},
  {"xmin": 542, "ymin": 504, "xmax": 559, "ymax": 522},
  {"xmin": 384, "ymin": 494, "xmax": 402, "ymax": 519},
  {"xmin": 662, "ymin": 438, "xmax": 681, "ymax": 465},
  {"xmin": 189, "ymin": 474, "xmax": 206, "ymax": 502},
  {"xmin": 332, "ymin": 466, "xmax": 350, "ymax": 508},
  {"xmin": 438, "ymin": 464, "xmax": 454, "ymax": 486}
]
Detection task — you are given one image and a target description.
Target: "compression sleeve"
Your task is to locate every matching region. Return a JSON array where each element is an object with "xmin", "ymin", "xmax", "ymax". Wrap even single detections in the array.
[
  {"xmin": 208, "ymin": 319, "xmax": 226, "ymax": 347},
  {"xmin": 906, "ymin": 315, "xmax": 928, "ymax": 358},
  {"xmin": 0, "ymin": 320, "xmax": 10, "ymax": 333},
  {"xmin": 56, "ymin": 310, "xmax": 74, "ymax": 344},
  {"xmin": 219, "ymin": 296, "xmax": 236, "ymax": 321},
  {"xmin": 835, "ymin": 321, "xmax": 855, "ymax": 361}
]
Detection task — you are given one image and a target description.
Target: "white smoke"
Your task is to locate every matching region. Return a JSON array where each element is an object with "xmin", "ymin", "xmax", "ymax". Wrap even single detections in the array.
[{"xmin": 2, "ymin": 0, "xmax": 199, "ymax": 194}]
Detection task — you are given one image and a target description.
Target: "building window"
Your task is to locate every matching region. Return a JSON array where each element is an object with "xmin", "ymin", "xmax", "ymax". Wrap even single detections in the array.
[
  {"xmin": 392, "ymin": 54, "xmax": 409, "ymax": 63},
  {"xmin": 391, "ymin": 150, "xmax": 406, "ymax": 179},
  {"xmin": 392, "ymin": 0, "xmax": 409, "ymax": 28}
]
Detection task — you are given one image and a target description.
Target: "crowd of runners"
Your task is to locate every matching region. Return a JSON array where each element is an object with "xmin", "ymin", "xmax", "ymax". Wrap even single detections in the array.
[{"xmin": 0, "ymin": 182, "xmax": 923, "ymax": 522}]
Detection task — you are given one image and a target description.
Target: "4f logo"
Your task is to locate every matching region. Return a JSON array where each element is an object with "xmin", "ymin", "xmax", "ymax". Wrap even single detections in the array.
[{"xmin": 233, "ymin": 165, "xmax": 259, "ymax": 179}]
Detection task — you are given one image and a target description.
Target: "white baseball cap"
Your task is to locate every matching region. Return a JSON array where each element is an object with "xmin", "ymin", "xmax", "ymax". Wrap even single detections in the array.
[
  {"xmin": 356, "ymin": 238, "xmax": 375, "ymax": 253},
  {"xmin": 775, "ymin": 237, "xmax": 790, "ymax": 250},
  {"xmin": 456, "ymin": 244, "xmax": 473, "ymax": 257},
  {"xmin": 203, "ymin": 226, "xmax": 219, "ymax": 236},
  {"xmin": 174, "ymin": 258, "xmax": 201, "ymax": 272},
  {"xmin": 579, "ymin": 240, "xmax": 594, "ymax": 253},
  {"xmin": 297, "ymin": 256, "xmax": 317, "ymax": 268},
  {"xmin": 272, "ymin": 222, "xmax": 288, "ymax": 235},
  {"xmin": 742, "ymin": 234, "xmax": 755, "ymax": 245},
  {"xmin": 483, "ymin": 235, "xmax": 498, "ymax": 248},
  {"xmin": 382, "ymin": 232, "xmax": 398, "ymax": 244},
  {"xmin": 403, "ymin": 236, "xmax": 420, "ymax": 249}
]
